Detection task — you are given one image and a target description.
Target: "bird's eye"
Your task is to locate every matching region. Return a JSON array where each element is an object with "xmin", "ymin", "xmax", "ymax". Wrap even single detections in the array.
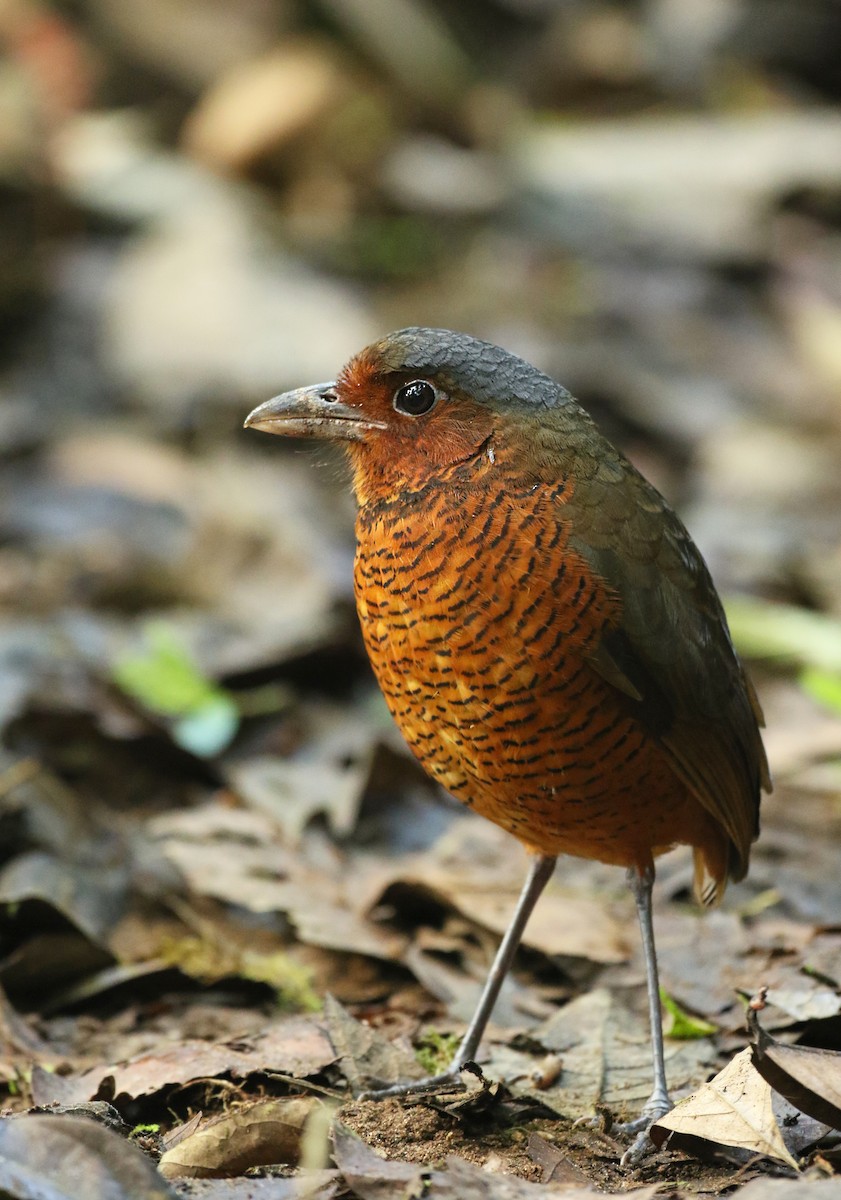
[{"xmin": 393, "ymin": 379, "xmax": 439, "ymax": 416}]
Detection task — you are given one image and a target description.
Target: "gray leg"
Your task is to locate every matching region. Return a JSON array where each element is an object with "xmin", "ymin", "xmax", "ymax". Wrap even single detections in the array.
[
  {"xmin": 361, "ymin": 853, "xmax": 557, "ymax": 1100},
  {"xmin": 618, "ymin": 864, "xmax": 672, "ymax": 1165}
]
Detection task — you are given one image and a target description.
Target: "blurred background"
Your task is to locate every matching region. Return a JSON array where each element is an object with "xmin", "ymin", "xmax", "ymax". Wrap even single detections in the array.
[
  {"xmin": 2, "ymin": 0, "xmax": 841, "ymax": 1175},
  {"xmin": 5, "ymin": 0, "xmax": 841, "ymax": 623}
]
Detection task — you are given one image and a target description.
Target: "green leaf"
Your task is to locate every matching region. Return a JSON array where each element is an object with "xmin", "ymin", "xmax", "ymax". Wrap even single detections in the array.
[
  {"xmin": 725, "ymin": 598, "xmax": 841, "ymax": 673},
  {"xmin": 660, "ymin": 988, "xmax": 717, "ymax": 1040},
  {"xmin": 174, "ymin": 697, "xmax": 239, "ymax": 757},
  {"xmin": 800, "ymin": 666, "xmax": 841, "ymax": 716},
  {"xmin": 415, "ymin": 1031, "xmax": 459, "ymax": 1074},
  {"xmin": 113, "ymin": 623, "xmax": 238, "ymax": 755}
]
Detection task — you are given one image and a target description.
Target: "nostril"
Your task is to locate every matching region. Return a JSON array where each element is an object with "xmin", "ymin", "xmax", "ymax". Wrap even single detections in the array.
[{"xmin": 322, "ymin": 388, "xmax": 338, "ymax": 403}]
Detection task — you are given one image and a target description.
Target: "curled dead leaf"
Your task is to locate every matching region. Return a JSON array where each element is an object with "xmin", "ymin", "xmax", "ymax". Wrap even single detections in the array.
[
  {"xmin": 750, "ymin": 1001, "xmax": 841, "ymax": 1130},
  {"xmin": 158, "ymin": 1095, "xmax": 321, "ymax": 1179}
]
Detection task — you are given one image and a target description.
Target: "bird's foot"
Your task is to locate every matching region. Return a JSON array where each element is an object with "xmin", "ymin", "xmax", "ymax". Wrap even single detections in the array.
[
  {"xmin": 358, "ymin": 1061, "xmax": 478, "ymax": 1102},
  {"xmin": 615, "ymin": 1094, "xmax": 672, "ymax": 1169},
  {"xmin": 577, "ymin": 1094, "xmax": 671, "ymax": 1166}
]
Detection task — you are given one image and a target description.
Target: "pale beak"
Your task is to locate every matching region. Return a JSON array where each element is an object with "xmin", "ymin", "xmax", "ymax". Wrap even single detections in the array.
[{"xmin": 244, "ymin": 383, "xmax": 386, "ymax": 441}]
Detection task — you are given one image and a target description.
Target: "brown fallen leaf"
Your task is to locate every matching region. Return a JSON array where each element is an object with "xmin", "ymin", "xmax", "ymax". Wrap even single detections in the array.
[
  {"xmin": 53, "ymin": 1016, "xmax": 336, "ymax": 1105},
  {"xmin": 413, "ymin": 866, "xmax": 628, "ymax": 964},
  {"xmin": 502, "ymin": 987, "xmax": 715, "ymax": 1121},
  {"xmin": 323, "ymin": 994, "xmax": 425, "ymax": 1092},
  {"xmin": 525, "ymin": 1132, "xmax": 594, "ymax": 1187},
  {"xmin": 650, "ymin": 1047, "xmax": 799, "ymax": 1168},
  {"xmin": 0, "ymin": 979, "xmax": 48, "ymax": 1053},
  {"xmin": 763, "ymin": 983, "xmax": 841, "ymax": 1026},
  {"xmin": 402, "ymin": 938, "xmax": 533, "ymax": 1030},
  {"xmin": 330, "ymin": 1120, "xmax": 429, "ymax": 1200},
  {"xmin": 0, "ymin": 1114, "xmax": 176, "ymax": 1198},
  {"xmin": 750, "ymin": 1001, "xmax": 841, "ymax": 1130},
  {"xmin": 158, "ymin": 1095, "xmax": 320, "ymax": 1179},
  {"xmin": 228, "ymin": 755, "xmax": 367, "ymax": 844},
  {"xmin": 151, "ymin": 801, "xmax": 406, "ymax": 963},
  {"xmin": 0, "ymin": 849, "xmax": 127, "ymax": 949},
  {"xmin": 290, "ymin": 898, "xmax": 408, "ymax": 963},
  {"xmin": 161, "ymin": 1109, "xmax": 202, "ymax": 1151},
  {"xmin": 149, "ymin": 803, "xmax": 303, "ymax": 913}
]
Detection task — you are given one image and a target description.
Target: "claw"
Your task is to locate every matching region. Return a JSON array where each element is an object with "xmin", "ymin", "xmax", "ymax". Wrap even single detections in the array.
[{"xmin": 620, "ymin": 1126, "xmax": 655, "ymax": 1168}]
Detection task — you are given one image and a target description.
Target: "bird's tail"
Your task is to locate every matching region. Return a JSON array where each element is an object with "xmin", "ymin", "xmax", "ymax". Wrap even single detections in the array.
[{"xmin": 692, "ymin": 841, "xmax": 728, "ymax": 908}]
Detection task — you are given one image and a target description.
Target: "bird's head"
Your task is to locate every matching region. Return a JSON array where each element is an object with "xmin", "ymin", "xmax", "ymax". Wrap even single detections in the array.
[{"xmin": 245, "ymin": 328, "xmax": 577, "ymax": 503}]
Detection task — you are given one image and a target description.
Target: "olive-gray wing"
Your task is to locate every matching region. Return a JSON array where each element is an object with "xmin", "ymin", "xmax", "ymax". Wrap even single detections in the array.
[{"xmin": 565, "ymin": 453, "xmax": 769, "ymax": 879}]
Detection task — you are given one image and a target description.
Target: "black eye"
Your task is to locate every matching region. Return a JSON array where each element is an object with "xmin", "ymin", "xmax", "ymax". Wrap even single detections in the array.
[{"xmin": 393, "ymin": 379, "xmax": 438, "ymax": 416}]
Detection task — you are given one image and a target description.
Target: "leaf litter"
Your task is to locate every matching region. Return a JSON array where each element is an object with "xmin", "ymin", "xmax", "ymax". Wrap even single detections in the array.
[{"xmin": 3, "ymin": 2, "xmax": 841, "ymax": 1197}]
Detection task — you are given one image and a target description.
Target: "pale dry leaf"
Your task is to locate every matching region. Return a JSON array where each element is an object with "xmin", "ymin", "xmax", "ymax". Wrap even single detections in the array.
[
  {"xmin": 228, "ymin": 756, "xmax": 367, "ymax": 844},
  {"xmin": 764, "ymin": 985, "xmax": 841, "ymax": 1024},
  {"xmin": 290, "ymin": 899, "xmax": 408, "ymax": 962},
  {"xmin": 158, "ymin": 1096, "xmax": 320, "ymax": 1179},
  {"xmin": 654, "ymin": 907, "xmax": 749, "ymax": 1015},
  {"xmin": 417, "ymin": 869, "xmax": 628, "ymax": 964},
  {"xmin": 162, "ymin": 1109, "xmax": 202, "ymax": 1151},
  {"xmin": 149, "ymin": 802, "xmax": 301, "ymax": 912},
  {"xmin": 650, "ymin": 1047, "xmax": 798, "ymax": 1167},
  {"xmin": 506, "ymin": 988, "xmax": 715, "ymax": 1121},
  {"xmin": 150, "ymin": 800, "xmax": 404, "ymax": 963},
  {"xmin": 520, "ymin": 111, "xmax": 841, "ymax": 258},
  {"xmin": 183, "ymin": 42, "xmax": 345, "ymax": 171},
  {"xmin": 525, "ymin": 1132, "xmax": 594, "ymax": 1187},
  {"xmin": 104, "ymin": 192, "xmax": 378, "ymax": 407},
  {"xmin": 499, "ymin": 989, "xmax": 609, "ymax": 1119}
]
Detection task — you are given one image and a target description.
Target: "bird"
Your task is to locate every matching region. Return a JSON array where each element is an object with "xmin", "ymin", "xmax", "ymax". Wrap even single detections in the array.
[{"xmin": 245, "ymin": 327, "xmax": 770, "ymax": 1160}]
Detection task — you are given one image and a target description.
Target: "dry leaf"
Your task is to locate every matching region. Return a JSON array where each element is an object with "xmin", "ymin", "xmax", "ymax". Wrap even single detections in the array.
[
  {"xmin": 55, "ymin": 1017, "xmax": 336, "ymax": 1104},
  {"xmin": 158, "ymin": 1095, "xmax": 320, "ymax": 1178},
  {"xmin": 411, "ymin": 867, "xmax": 627, "ymax": 964},
  {"xmin": 525, "ymin": 1132, "xmax": 594, "ymax": 1187},
  {"xmin": 323, "ymin": 994, "xmax": 424, "ymax": 1091},
  {"xmin": 183, "ymin": 42, "xmax": 346, "ymax": 172},
  {"xmin": 751, "ymin": 1013, "xmax": 841, "ymax": 1130},
  {"xmin": 331, "ymin": 1121, "xmax": 426, "ymax": 1200},
  {"xmin": 0, "ymin": 1114, "xmax": 176, "ymax": 1198},
  {"xmin": 650, "ymin": 1047, "xmax": 799, "ymax": 1167},
  {"xmin": 161, "ymin": 1109, "xmax": 202, "ymax": 1151},
  {"xmin": 504, "ymin": 988, "xmax": 715, "ymax": 1121},
  {"xmin": 229, "ymin": 756, "xmax": 366, "ymax": 844}
]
